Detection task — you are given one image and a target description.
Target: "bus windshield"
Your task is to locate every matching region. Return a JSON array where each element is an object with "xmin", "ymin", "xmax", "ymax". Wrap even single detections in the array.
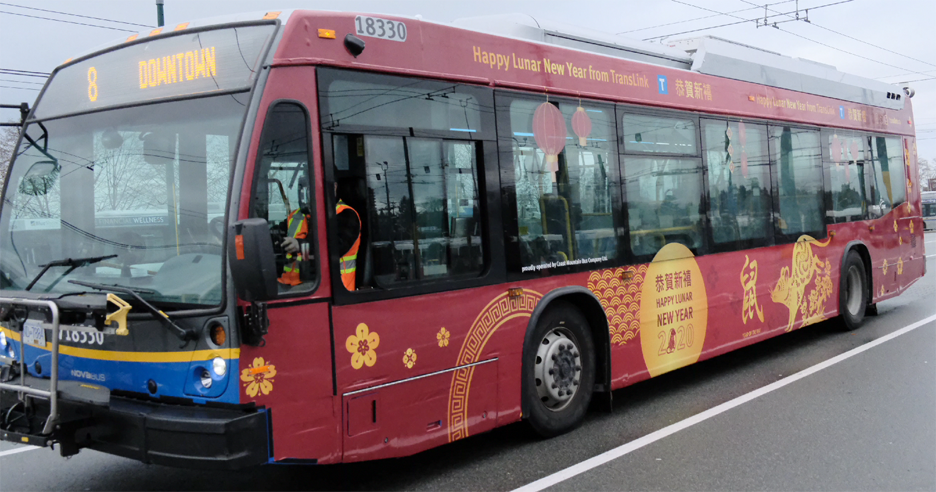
[{"xmin": 0, "ymin": 94, "xmax": 247, "ymax": 306}]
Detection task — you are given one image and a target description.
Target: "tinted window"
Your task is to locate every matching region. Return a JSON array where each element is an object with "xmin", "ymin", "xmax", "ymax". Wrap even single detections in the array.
[
  {"xmin": 924, "ymin": 202, "xmax": 936, "ymax": 217},
  {"xmin": 503, "ymin": 96, "xmax": 619, "ymax": 273},
  {"xmin": 770, "ymin": 126, "xmax": 824, "ymax": 240},
  {"xmin": 622, "ymin": 114, "xmax": 697, "ymax": 155},
  {"xmin": 624, "ymin": 157, "xmax": 704, "ymax": 258},
  {"xmin": 251, "ymin": 103, "xmax": 317, "ymax": 294},
  {"xmin": 824, "ymin": 130, "xmax": 867, "ymax": 223},
  {"xmin": 703, "ymin": 119, "xmax": 771, "ymax": 250}
]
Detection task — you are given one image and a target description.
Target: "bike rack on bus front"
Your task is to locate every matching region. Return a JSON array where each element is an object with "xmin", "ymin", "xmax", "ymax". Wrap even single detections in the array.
[{"xmin": 0, "ymin": 298, "xmax": 61, "ymax": 436}]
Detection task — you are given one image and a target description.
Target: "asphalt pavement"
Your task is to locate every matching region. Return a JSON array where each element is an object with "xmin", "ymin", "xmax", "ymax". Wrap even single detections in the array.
[{"xmin": 2, "ymin": 232, "xmax": 935, "ymax": 491}]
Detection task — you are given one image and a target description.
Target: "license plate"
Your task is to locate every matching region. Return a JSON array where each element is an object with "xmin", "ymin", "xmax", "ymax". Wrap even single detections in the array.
[{"xmin": 23, "ymin": 320, "xmax": 46, "ymax": 348}]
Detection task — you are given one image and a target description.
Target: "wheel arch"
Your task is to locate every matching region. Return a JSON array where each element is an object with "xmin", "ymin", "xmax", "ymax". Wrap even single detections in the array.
[
  {"xmin": 521, "ymin": 286, "xmax": 611, "ymax": 418},
  {"xmin": 841, "ymin": 240, "xmax": 873, "ymax": 306}
]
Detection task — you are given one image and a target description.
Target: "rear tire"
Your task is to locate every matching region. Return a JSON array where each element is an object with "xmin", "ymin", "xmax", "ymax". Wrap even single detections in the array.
[
  {"xmin": 838, "ymin": 251, "xmax": 868, "ymax": 331},
  {"xmin": 522, "ymin": 301, "xmax": 595, "ymax": 437}
]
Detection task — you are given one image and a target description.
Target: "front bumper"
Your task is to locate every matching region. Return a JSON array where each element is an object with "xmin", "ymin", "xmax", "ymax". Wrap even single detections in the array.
[{"xmin": 1, "ymin": 381, "xmax": 270, "ymax": 470}]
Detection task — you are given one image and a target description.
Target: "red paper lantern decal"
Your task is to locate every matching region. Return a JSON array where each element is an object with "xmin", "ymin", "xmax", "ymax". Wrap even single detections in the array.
[
  {"xmin": 847, "ymin": 139, "xmax": 860, "ymax": 181},
  {"xmin": 571, "ymin": 106, "xmax": 592, "ymax": 146},
  {"xmin": 830, "ymin": 134, "xmax": 842, "ymax": 163},
  {"xmin": 738, "ymin": 122, "xmax": 748, "ymax": 178},
  {"xmin": 532, "ymin": 101, "xmax": 567, "ymax": 181}
]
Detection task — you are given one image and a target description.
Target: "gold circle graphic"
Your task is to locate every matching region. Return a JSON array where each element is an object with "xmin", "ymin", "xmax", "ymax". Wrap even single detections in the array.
[{"xmin": 639, "ymin": 243, "xmax": 708, "ymax": 378}]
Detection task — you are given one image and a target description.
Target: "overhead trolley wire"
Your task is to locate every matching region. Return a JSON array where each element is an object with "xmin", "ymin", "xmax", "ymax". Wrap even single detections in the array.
[
  {"xmin": 772, "ymin": 26, "xmax": 933, "ymax": 79},
  {"xmin": 0, "ymin": 69, "xmax": 49, "ymax": 78},
  {"xmin": 0, "ymin": 10, "xmax": 138, "ymax": 32},
  {"xmin": 0, "ymin": 79, "xmax": 43, "ymax": 85},
  {"xmin": 0, "ymin": 2, "xmax": 153, "ymax": 28},
  {"xmin": 617, "ymin": 0, "xmax": 795, "ymax": 34},
  {"xmin": 642, "ymin": 0, "xmax": 853, "ymax": 40},
  {"xmin": 736, "ymin": 0, "xmax": 936, "ymax": 69}
]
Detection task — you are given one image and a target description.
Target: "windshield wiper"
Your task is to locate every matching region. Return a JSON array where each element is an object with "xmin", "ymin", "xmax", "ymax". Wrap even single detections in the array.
[
  {"xmin": 25, "ymin": 254, "xmax": 118, "ymax": 291},
  {"xmin": 68, "ymin": 279, "xmax": 196, "ymax": 346}
]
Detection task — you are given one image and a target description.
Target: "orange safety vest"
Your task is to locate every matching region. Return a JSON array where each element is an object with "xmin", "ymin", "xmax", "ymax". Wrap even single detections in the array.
[
  {"xmin": 336, "ymin": 200, "xmax": 361, "ymax": 291},
  {"xmin": 278, "ymin": 209, "xmax": 308, "ymax": 286}
]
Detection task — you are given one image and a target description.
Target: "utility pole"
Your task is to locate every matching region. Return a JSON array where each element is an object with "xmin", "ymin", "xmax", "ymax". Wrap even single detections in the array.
[{"xmin": 156, "ymin": 0, "xmax": 164, "ymax": 27}]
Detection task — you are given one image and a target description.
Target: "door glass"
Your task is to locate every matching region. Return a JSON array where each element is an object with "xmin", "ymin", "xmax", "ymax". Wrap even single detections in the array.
[{"xmin": 251, "ymin": 103, "xmax": 316, "ymax": 293}]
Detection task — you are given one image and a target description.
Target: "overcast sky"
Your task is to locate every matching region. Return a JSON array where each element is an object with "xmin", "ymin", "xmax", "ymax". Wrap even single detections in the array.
[{"xmin": 1, "ymin": 0, "xmax": 933, "ymax": 161}]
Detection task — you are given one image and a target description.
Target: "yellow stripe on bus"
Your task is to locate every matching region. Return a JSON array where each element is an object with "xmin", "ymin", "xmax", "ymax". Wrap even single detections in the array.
[{"xmin": 0, "ymin": 327, "xmax": 239, "ymax": 363}]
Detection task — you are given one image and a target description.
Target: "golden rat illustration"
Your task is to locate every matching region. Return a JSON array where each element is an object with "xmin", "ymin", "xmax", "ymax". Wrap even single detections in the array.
[{"xmin": 771, "ymin": 235, "xmax": 833, "ymax": 331}]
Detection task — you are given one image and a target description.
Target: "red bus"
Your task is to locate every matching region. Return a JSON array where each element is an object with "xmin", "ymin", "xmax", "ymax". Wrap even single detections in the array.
[{"xmin": 0, "ymin": 10, "xmax": 924, "ymax": 468}]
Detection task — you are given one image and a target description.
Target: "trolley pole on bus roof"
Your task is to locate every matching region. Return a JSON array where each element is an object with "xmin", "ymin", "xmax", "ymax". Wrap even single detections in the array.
[{"xmin": 156, "ymin": 0, "xmax": 164, "ymax": 27}]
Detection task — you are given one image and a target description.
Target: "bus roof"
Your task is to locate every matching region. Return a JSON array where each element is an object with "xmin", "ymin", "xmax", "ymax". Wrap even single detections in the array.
[
  {"xmin": 51, "ymin": 9, "xmax": 917, "ymax": 136},
  {"xmin": 276, "ymin": 11, "xmax": 917, "ymax": 136}
]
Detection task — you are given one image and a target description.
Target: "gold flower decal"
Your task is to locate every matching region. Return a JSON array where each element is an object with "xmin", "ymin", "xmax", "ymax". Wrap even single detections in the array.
[
  {"xmin": 893, "ymin": 221, "xmax": 898, "ymax": 233},
  {"xmin": 437, "ymin": 327, "xmax": 450, "ymax": 348},
  {"xmin": 240, "ymin": 357, "xmax": 276, "ymax": 398},
  {"xmin": 899, "ymin": 236, "xmax": 903, "ymax": 246},
  {"xmin": 345, "ymin": 323, "xmax": 380, "ymax": 369},
  {"xmin": 880, "ymin": 285, "xmax": 885, "ymax": 297},
  {"xmin": 910, "ymin": 220, "xmax": 914, "ymax": 234},
  {"xmin": 882, "ymin": 259, "xmax": 888, "ymax": 275},
  {"xmin": 402, "ymin": 348, "xmax": 417, "ymax": 369},
  {"xmin": 897, "ymin": 257, "xmax": 904, "ymax": 275}
]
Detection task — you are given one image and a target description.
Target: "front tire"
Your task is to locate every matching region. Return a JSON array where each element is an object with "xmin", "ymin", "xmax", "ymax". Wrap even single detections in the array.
[
  {"xmin": 838, "ymin": 251, "xmax": 868, "ymax": 331},
  {"xmin": 522, "ymin": 301, "xmax": 595, "ymax": 437}
]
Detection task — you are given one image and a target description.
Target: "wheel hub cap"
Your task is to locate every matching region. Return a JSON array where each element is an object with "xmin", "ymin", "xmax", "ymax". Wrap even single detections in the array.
[{"xmin": 534, "ymin": 329, "xmax": 582, "ymax": 411}]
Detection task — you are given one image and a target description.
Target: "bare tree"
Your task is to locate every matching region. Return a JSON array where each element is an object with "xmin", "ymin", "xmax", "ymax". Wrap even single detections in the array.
[
  {"xmin": 918, "ymin": 157, "xmax": 935, "ymax": 191},
  {"xmin": 0, "ymin": 125, "xmax": 19, "ymax": 184}
]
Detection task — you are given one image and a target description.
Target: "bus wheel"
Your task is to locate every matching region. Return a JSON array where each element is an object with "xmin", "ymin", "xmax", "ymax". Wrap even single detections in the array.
[
  {"xmin": 524, "ymin": 302, "xmax": 595, "ymax": 437},
  {"xmin": 838, "ymin": 250, "xmax": 868, "ymax": 331}
]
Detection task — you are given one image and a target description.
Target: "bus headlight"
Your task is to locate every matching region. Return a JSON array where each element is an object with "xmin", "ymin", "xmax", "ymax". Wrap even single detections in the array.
[
  {"xmin": 212, "ymin": 357, "xmax": 226, "ymax": 377},
  {"xmin": 200, "ymin": 369, "xmax": 212, "ymax": 389},
  {"xmin": 0, "ymin": 331, "xmax": 6, "ymax": 347}
]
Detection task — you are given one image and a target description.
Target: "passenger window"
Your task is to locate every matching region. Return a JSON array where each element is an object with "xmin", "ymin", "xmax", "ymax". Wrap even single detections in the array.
[
  {"xmin": 702, "ymin": 119, "xmax": 772, "ymax": 251},
  {"xmin": 824, "ymin": 130, "xmax": 867, "ymax": 223},
  {"xmin": 769, "ymin": 126, "xmax": 824, "ymax": 240},
  {"xmin": 624, "ymin": 157, "xmax": 704, "ymax": 258},
  {"xmin": 333, "ymin": 135, "xmax": 483, "ymax": 288},
  {"xmin": 873, "ymin": 136, "xmax": 905, "ymax": 207},
  {"xmin": 250, "ymin": 102, "xmax": 317, "ymax": 294},
  {"xmin": 503, "ymin": 96, "xmax": 619, "ymax": 273}
]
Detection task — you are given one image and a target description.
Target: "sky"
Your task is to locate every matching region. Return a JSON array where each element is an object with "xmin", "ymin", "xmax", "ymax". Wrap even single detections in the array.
[{"xmin": 1, "ymin": 0, "xmax": 933, "ymax": 164}]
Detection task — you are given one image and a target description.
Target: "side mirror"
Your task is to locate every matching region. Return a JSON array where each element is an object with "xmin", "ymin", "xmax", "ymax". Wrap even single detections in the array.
[
  {"xmin": 18, "ymin": 160, "xmax": 59, "ymax": 196},
  {"xmin": 228, "ymin": 218, "xmax": 279, "ymax": 302}
]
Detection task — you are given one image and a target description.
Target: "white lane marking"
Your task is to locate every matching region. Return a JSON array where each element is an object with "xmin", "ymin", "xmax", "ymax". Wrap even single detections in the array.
[
  {"xmin": 513, "ymin": 312, "xmax": 936, "ymax": 492},
  {"xmin": 0, "ymin": 445, "xmax": 39, "ymax": 458}
]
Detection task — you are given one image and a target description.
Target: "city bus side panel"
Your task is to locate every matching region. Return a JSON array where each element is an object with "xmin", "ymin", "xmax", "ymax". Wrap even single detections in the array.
[
  {"xmin": 237, "ymin": 65, "xmax": 341, "ymax": 463},
  {"xmin": 332, "ymin": 283, "xmax": 525, "ymax": 462}
]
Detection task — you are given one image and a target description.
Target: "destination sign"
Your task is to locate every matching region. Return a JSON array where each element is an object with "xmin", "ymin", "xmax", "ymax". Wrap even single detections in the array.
[{"xmin": 34, "ymin": 24, "xmax": 275, "ymax": 120}]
